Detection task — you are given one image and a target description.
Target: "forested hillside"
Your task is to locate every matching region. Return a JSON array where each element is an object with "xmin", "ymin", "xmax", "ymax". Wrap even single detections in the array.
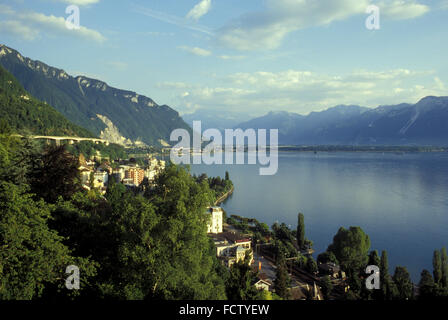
[{"xmin": 0, "ymin": 65, "xmax": 93, "ymax": 137}]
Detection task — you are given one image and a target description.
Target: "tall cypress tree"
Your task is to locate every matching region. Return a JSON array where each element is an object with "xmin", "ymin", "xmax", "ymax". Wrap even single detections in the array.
[
  {"xmin": 369, "ymin": 250, "xmax": 381, "ymax": 267},
  {"xmin": 274, "ymin": 261, "xmax": 291, "ymax": 300},
  {"xmin": 380, "ymin": 251, "xmax": 390, "ymax": 300},
  {"xmin": 380, "ymin": 251, "xmax": 389, "ymax": 277},
  {"xmin": 441, "ymin": 247, "xmax": 448, "ymax": 288},
  {"xmin": 296, "ymin": 212, "xmax": 305, "ymax": 250},
  {"xmin": 433, "ymin": 250, "xmax": 442, "ymax": 285}
]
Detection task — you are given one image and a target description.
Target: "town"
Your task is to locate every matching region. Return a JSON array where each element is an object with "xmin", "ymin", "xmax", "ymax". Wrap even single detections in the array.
[{"xmin": 77, "ymin": 153, "xmax": 166, "ymax": 194}]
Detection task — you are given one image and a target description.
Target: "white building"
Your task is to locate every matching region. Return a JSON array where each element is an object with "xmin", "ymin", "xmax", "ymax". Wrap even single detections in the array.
[
  {"xmin": 145, "ymin": 157, "xmax": 166, "ymax": 182},
  {"xmin": 209, "ymin": 231, "xmax": 253, "ymax": 267},
  {"xmin": 206, "ymin": 207, "xmax": 223, "ymax": 234},
  {"xmin": 254, "ymin": 279, "xmax": 273, "ymax": 291}
]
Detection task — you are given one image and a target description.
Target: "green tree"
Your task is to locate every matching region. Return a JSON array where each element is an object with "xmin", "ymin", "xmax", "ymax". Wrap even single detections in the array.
[
  {"xmin": 392, "ymin": 266, "xmax": 414, "ymax": 300},
  {"xmin": 144, "ymin": 164, "xmax": 226, "ymax": 299},
  {"xmin": 28, "ymin": 145, "xmax": 82, "ymax": 203},
  {"xmin": 274, "ymin": 261, "xmax": 290, "ymax": 299},
  {"xmin": 226, "ymin": 254, "xmax": 259, "ymax": 300},
  {"xmin": 317, "ymin": 251, "xmax": 338, "ymax": 265},
  {"xmin": 51, "ymin": 191, "xmax": 116, "ymax": 298},
  {"xmin": 327, "ymin": 226, "xmax": 370, "ymax": 273},
  {"xmin": 256, "ymin": 222, "xmax": 270, "ymax": 237},
  {"xmin": 380, "ymin": 251, "xmax": 389, "ymax": 281},
  {"xmin": 306, "ymin": 256, "xmax": 318, "ymax": 274},
  {"xmin": 368, "ymin": 250, "xmax": 381, "ymax": 267},
  {"xmin": 320, "ymin": 275, "xmax": 333, "ymax": 299},
  {"xmin": 0, "ymin": 131, "xmax": 41, "ymax": 187},
  {"xmin": 418, "ymin": 269, "xmax": 436, "ymax": 300},
  {"xmin": 433, "ymin": 250, "xmax": 442, "ymax": 285},
  {"xmin": 0, "ymin": 182, "xmax": 95, "ymax": 300},
  {"xmin": 296, "ymin": 213, "xmax": 305, "ymax": 250},
  {"xmin": 379, "ymin": 250, "xmax": 393, "ymax": 300},
  {"xmin": 441, "ymin": 247, "xmax": 448, "ymax": 288}
]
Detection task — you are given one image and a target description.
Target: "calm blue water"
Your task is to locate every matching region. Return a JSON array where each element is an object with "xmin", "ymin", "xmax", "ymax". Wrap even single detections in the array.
[{"xmin": 191, "ymin": 151, "xmax": 448, "ymax": 282}]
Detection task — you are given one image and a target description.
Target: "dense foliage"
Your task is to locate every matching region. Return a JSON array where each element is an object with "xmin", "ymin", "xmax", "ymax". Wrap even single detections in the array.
[
  {"xmin": 0, "ymin": 131, "xmax": 96, "ymax": 299},
  {"xmin": 0, "ymin": 66, "xmax": 93, "ymax": 137},
  {"xmin": 194, "ymin": 172, "xmax": 233, "ymax": 204},
  {"xmin": 0, "ymin": 129, "xmax": 227, "ymax": 300},
  {"xmin": 327, "ymin": 226, "xmax": 371, "ymax": 274},
  {"xmin": 65, "ymin": 141, "xmax": 127, "ymax": 161}
]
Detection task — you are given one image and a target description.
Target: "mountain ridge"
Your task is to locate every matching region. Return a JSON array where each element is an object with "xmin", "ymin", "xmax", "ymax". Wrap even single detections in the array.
[
  {"xmin": 0, "ymin": 44, "xmax": 190, "ymax": 147},
  {"xmin": 235, "ymin": 97, "xmax": 448, "ymax": 146}
]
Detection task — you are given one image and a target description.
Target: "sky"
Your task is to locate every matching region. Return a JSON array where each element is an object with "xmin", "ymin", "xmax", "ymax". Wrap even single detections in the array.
[{"xmin": 1, "ymin": 0, "xmax": 448, "ymax": 118}]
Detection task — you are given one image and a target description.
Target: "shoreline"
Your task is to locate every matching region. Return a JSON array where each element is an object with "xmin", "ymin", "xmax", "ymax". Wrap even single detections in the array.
[
  {"xmin": 152, "ymin": 146, "xmax": 448, "ymax": 158},
  {"xmin": 214, "ymin": 186, "xmax": 234, "ymax": 206}
]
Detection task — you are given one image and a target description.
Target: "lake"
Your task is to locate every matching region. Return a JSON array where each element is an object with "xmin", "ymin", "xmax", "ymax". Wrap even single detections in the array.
[{"xmin": 191, "ymin": 151, "xmax": 448, "ymax": 282}]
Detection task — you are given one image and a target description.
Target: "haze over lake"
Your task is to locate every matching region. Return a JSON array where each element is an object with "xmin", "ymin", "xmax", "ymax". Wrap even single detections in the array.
[{"xmin": 192, "ymin": 151, "xmax": 448, "ymax": 282}]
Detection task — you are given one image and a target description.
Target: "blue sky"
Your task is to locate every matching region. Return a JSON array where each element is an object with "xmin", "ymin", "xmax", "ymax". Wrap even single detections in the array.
[{"xmin": 1, "ymin": 0, "xmax": 448, "ymax": 117}]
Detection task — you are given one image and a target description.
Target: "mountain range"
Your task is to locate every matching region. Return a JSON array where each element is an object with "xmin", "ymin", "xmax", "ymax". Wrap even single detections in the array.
[
  {"xmin": 0, "ymin": 64, "xmax": 93, "ymax": 137},
  {"xmin": 236, "ymin": 98, "xmax": 448, "ymax": 146},
  {"xmin": 0, "ymin": 44, "xmax": 190, "ymax": 147}
]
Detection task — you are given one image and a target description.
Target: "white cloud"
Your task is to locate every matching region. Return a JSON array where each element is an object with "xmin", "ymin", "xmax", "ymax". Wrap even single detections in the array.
[
  {"xmin": 161, "ymin": 68, "xmax": 444, "ymax": 116},
  {"xmin": 0, "ymin": 5, "xmax": 106, "ymax": 42},
  {"xmin": 23, "ymin": 12, "xmax": 106, "ymax": 42},
  {"xmin": 178, "ymin": 46, "xmax": 212, "ymax": 56},
  {"xmin": 217, "ymin": 0, "xmax": 429, "ymax": 51},
  {"xmin": 379, "ymin": 0, "xmax": 429, "ymax": 20},
  {"xmin": 186, "ymin": 0, "xmax": 212, "ymax": 21},
  {"xmin": 218, "ymin": 55, "xmax": 246, "ymax": 60},
  {"xmin": 0, "ymin": 20, "xmax": 39, "ymax": 41}
]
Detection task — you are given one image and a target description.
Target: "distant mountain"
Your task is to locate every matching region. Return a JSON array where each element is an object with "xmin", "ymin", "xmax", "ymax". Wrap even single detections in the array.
[
  {"xmin": 236, "ymin": 111, "xmax": 304, "ymax": 136},
  {"xmin": 0, "ymin": 65, "xmax": 93, "ymax": 137},
  {"xmin": 0, "ymin": 44, "xmax": 190, "ymax": 147},
  {"xmin": 182, "ymin": 109, "xmax": 253, "ymax": 132},
  {"xmin": 236, "ymin": 99, "xmax": 448, "ymax": 146}
]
